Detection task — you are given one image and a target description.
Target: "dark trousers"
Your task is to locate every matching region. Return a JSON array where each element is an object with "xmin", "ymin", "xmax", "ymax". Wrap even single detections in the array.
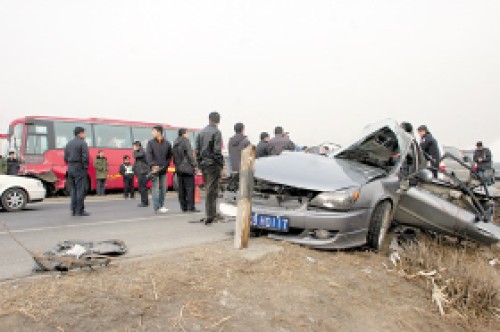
[
  {"xmin": 123, "ymin": 177, "xmax": 135, "ymax": 198},
  {"xmin": 137, "ymin": 173, "xmax": 149, "ymax": 205},
  {"xmin": 68, "ymin": 165, "xmax": 87, "ymax": 215},
  {"xmin": 96, "ymin": 179, "xmax": 106, "ymax": 195},
  {"xmin": 202, "ymin": 166, "xmax": 222, "ymax": 219},
  {"xmin": 177, "ymin": 173, "xmax": 195, "ymax": 211}
]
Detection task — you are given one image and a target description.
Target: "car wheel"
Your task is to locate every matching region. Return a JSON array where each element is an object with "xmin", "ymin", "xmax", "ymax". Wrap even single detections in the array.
[
  {"xmin": 366, "ymin": 201, "xmax": 392, "ymax": 251},
  {"xmin": 1, "ymin": 188, "xmax": 28, "ymax": 212}
]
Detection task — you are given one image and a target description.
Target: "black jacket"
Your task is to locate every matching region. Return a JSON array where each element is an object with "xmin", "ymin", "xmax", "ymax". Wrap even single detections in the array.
[
  {"xmin": 195, "ymin": 124, "xmax": 223, "ymax": 169},
  {"xmin": 266, "ymin": 135, "xmax": 296, "ymax": 156},
  {"xmin": 228, "ymin": 133, "xmax": 251, "ymax": 173},
  {"xmin": 256, "ymin": 140, "xmax": 269, "ymax": 158},
  {"xmin": 133, "ymin": 147, "xmax": 149, "ymax": 175},
  {"xmin": 173, "ymin": 136, "xmax": 196, "ymax": 175},
  {"xmin": 474, "ymin": 148, "xmax": 492, "ymax": 171},
  {"xmin": 119, "ymin": 163, "xmax": 135, "ymax": 179},
  {"xmin": 146, "ymin": 137, "xmax": 173, "ymax": 173},
  {"xmin": 64, "ymin": 137, "xmax": 89, "ymax": 169},
  {"xmin": 6, "ymin": 158, "xmax": 20, "ymax": 176},
  {"xmin": 419, "ymin": 133, "xmax": 440, "ymax": 165}
]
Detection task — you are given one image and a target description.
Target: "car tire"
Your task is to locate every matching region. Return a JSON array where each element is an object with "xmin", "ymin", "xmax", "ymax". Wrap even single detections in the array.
[
  {"xmin": 1, "ymin": 187, "xmax": 28, "ymax": 212},
  {"xmin": 366, "ymin": 201, "xmax": 392, "ymax": 251}
]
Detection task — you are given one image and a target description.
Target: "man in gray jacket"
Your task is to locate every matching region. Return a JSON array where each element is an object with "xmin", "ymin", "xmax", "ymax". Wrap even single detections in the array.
[
  {"xmin": 196, "ymin": 112, "xmax": 223, "ymax": 225},
  {"xmin": 173, "ymin": 128, "xmax": 199, "ymax": 213},
  {"xmin": 227, "ymin": 122, "xmax": 251, "ymax": 191},
  {"xmin": 267, "ymin": 126, "xmax": 296, "ymax": 156}
]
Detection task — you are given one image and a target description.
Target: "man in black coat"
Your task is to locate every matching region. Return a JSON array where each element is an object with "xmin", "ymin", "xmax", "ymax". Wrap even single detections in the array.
[
  {"xmin": 173, "ymin": 128, "xmax": 199, "ymax": 213},
  {"xmin": 6, "ymin": 150, "xmax": 20, "ymax": 176},
  {"xmin": 417, "ymin": 125, "xmax": 440, "ymax": 176},
  {"xmin": 146, "ymin": 126, "xmax": 173, "ymax": 213},
  {"xmin": 473, "ymin": 141, "xmax": 493, "ymax": 185},
  {"xmin": 227, "ymin": 122, "xmax": 251, "ymax": 191},
  {"xmin": 133, "ymin": 141, "xmax": 150, "ymax": 207},
  {"xmin": 64, "ymin": 127, "xmax": 90, "ymax": 216},
  {"xmin": 196, "ymin": 112, "xmax": 223, "ymax": 225},
  {"xmin": 256, "ymin": 132, "xmax": 270, "ymax": 158}
]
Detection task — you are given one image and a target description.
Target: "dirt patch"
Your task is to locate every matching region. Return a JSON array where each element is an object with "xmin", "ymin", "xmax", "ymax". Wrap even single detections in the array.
[{"xmin": 1, "ymin": 237, "xmax": 497, "ymax": 332}]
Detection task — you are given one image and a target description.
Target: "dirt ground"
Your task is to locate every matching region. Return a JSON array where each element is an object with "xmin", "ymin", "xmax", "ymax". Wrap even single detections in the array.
[{"xmin": 0, "ymin": 234, "xmax": 498, "ymax": 332}]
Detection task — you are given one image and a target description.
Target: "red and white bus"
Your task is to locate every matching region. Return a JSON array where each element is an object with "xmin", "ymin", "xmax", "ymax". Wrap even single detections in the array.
[{"xmin": 7, "ymin": 116, "xmax": 202, "ymax": 194}]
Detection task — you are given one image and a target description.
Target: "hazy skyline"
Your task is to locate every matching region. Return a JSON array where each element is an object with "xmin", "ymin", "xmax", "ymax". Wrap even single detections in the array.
[{"xmin": 1, "ymin": 0, "xmax": 499, "ymax": 154}]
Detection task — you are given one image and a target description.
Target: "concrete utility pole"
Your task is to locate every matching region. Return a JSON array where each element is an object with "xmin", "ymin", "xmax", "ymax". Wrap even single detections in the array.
[{"xmin": 234, "ymin": 145, "xmax": 256, "ymax": 249}]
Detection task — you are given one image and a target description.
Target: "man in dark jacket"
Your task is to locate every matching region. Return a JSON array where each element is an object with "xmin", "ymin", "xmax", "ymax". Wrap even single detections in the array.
[
  {"xmin": 417, "ymin": 125, "xmax": 440, "ymax": 176},
  {"xmin": 267, "ymin": 126, "xmax": 295, "ymax": 156},
  {"xmin": 64, "ymin": 127, "xmax": 90, "ymax": 216},
  {"xmin": 474, "ymin": 141, "xmax": 493, "ymax": 185},
  {"xmin": 173, "ymin": 128, "xmax": 198, "ymax": 213},
  {"xmin": 256, "ymin": 132, "xmax": 270, "ymax": 158},
  {"xmin": 196, "ymin": 112, "xmax": 223, "ymax": 225},
  {"xmin": 6, "ymin": 150, "xmax": 20, "ymax": 175},
  {"xmin": 146, "ymin": 126, "xmax": 173, "ymax": 213},
  {"xmin": 133, "ymin": 141, "xmax": 149, "ymax": 207}
]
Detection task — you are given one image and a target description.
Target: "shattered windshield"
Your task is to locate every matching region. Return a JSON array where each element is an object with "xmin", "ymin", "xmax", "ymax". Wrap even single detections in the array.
[{"xmin": 335, "ymin": 121, "xmax": 409, "ymax": 171}]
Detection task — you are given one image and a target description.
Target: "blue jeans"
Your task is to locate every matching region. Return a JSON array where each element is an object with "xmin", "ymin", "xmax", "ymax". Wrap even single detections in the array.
[{"xmin": 151, "ymin": 172, "xmax": 167, "ymax": 211}]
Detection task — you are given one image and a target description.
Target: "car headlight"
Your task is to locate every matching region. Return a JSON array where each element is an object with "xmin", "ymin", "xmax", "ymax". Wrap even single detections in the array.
[
  {"xmin": 37, "ymin": 180, "xmax": 44, "ymax": 188},
  {"xmin": 309, "ymin": 188, "xmax": 360, "ymax": 211}
]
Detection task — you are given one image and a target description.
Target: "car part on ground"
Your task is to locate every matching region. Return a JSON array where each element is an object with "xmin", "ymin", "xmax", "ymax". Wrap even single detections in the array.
[
  {"xmin": 33, "ymin": 240, "xmax": 128, "ymax": 272},
  {"xmin": 220, "ymin": 119, "xmax": 499, "ymax": 250}
]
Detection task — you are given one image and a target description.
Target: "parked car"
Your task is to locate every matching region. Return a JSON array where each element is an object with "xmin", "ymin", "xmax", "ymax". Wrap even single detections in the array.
[
  {"xmin": 0, "ymin": 175, "xmax": 46, "ymax": 211},
  {"xmin": 220, "ymin": 120, "xmax": 499, "ymax": 250}
]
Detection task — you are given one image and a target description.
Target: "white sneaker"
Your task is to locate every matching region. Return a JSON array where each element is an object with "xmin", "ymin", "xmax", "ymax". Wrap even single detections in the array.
[{"xmin": 158, "ymin": 207, "xmax": 169, "ymax": 213}]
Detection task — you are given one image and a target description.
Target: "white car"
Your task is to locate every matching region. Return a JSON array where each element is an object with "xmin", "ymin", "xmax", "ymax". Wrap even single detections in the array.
[{"xmin": 0, "ymin": 175, "xmax": 46, "ymax": 212}]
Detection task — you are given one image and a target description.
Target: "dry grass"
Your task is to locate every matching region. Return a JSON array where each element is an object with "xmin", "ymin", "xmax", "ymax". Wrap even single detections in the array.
[{"xmin": 398, "ymin": 235, "xmax": 500, "ymax": 325}]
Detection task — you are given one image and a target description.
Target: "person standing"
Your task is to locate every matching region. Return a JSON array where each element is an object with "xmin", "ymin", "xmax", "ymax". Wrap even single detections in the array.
[
  {"xmin": 0, "ymin": 154, "xmax": 7, "ymax": 175},
  {"xmin": 133, "ymin": 141, "xmax": 149, "ymax": 207},
  {"xmin": 64, "ymin": 127, "xmax": 90, "ymax": 216},
  {"xmin": 417, "ymin": 125, "xmax": 440, "ymax": 176},
  {"xmin": 6, "ymin": 150, "xmax": 20, "ymax": 175},
  {"xmin": 473, "ymin": 141, "xmax": 493, "ymax": 185},
  {"xmin": 227, "ymin": 122, "xmax": 251, "ymax": 191},
  {"xmin": 256, "ymin": 132, "xmax": 270, "ymax": 158},
  {"xmin": 93, "ymin": 150, "xmax": 108, "ymax": 196},
  {"xmin": 266, "ymin": 126, "xmax": 296, "ymax": 156},
  {"xmin": 196, "ymin": 112, "xmax": 223, "ymax": 225},
  {"xmin": 173, "ymin": 128, "xmax": 199, "ymax": 213},
  {"xmin": 119, "ymin": 155, "xmax": 135, "ymax": 199},
  {"xmin": 146, "ymin": 126, "xmax": 172, "ymax": 213}
]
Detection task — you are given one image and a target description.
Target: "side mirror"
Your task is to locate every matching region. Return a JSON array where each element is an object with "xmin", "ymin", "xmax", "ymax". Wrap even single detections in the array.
[{"xmin": 418, "ymin": 169, "xmax": 434, "ymax": 183}]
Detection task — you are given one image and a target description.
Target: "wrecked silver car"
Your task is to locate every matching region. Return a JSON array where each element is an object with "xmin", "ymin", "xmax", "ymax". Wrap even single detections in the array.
[{"xmin": 220, "ymin": 119, "xmax": 499, "ymax": 250}]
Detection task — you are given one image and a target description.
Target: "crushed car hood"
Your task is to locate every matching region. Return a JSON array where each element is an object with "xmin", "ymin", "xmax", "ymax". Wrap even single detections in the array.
[{"xmin": 255, "ymin": 153, "xmax": 386, "ymax": 192}]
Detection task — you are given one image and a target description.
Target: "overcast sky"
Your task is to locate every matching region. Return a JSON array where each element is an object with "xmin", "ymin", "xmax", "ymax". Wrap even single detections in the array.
[{"xmin": 0, "ymin": 0, "xmax": 499, "ymax": 154}]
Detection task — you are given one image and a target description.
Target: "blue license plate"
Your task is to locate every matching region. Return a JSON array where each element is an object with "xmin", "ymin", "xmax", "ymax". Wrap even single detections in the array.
[{"xmin": 251, "ymin": 213, "xmax": 289, "ymax": 232}]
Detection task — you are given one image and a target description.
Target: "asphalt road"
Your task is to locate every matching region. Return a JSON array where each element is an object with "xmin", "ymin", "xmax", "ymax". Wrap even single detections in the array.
[{"xmin": 0, "ymin": 194, "xmax": 234, "ymax": 281}]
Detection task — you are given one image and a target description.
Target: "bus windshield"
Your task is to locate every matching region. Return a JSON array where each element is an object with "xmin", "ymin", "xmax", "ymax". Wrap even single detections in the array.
[{"xmin": 9, "ymin": 123, "xmax": 24, "ymax": 154}]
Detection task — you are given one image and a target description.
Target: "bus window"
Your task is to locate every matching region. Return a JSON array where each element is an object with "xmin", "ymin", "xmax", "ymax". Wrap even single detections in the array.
[
  {"xmin": 25, "ymin": 134, "xmax": 48, "ymax": 155},
  {"xmin": 132, "ymin": 127, "xmax": 152, "ymax": 149},
  {"xmin": 54, "ymin": 121, "xmax": 94, "ymax": 148},
  {"xmin": 165, "ymin": 129, "xmax": 177, "ymax": 144},
  {"xmin": 94, "ymin": 124, "xmax": 132, "ymax": 149}
]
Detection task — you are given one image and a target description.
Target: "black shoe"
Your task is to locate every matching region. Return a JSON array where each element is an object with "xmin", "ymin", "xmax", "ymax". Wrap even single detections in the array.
[
  {"xmin": 182, "ymin": 209, "xmax": 188, "ymax": 213},
  {"xmin": 138, "ymin": 203, "xmax": 149, "ymax": 207},
  {"xmin": 76, "ymin": 211, "xmax": 91, "ymax": 216},
  {"xmin": 204, "ymin": 218, "xmax": 214, "ymax": 225},
  {"xmin": 188, "ymin": 209, "xmax": 201, "ymax": 213},
  {"xmin": 71, "ymin": 212, "xmax": 76, "ymax": 216}
]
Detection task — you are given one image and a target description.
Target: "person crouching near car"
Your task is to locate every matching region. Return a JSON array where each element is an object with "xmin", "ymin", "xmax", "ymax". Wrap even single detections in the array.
[
  {"xmin": 474, "ymin": 141, "xmax": 493, "ymax": 185},
  {"xmin": 6, "ymin": 150, "xmax": 20, "ymax": 176},
  {"xmin": 93, "ymin": 150, "xmax": 108, "ymax": 196},
  {"xmin": 146, "ymin": 126, "xmax": 173, "ymax": 214},
  {"xmin": 133, "ymin": 141, "xmax": 149, "ymax": 207},
  {"xmin": 119, "ymin": 155, "xmax": 135, "ymax": 199},
  {"xmin": 173, "ymin": 128, "xmax": 199, "ymax": 213}
]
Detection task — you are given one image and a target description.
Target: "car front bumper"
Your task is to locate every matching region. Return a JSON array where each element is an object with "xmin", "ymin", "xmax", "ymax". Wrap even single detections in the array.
[
  {"xmin": 28, "ymin": 188, "xmax": 46, "ymax": 203},
  {"xmin": 219, "ymin": 202, "xmax": 373, "ymax": 249}
]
